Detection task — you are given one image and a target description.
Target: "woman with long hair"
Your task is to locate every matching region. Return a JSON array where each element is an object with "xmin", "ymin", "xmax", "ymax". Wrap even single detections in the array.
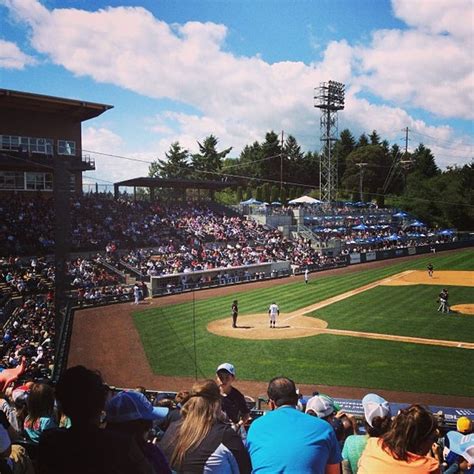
[
  {"xmin": 358, "ymin": 404, "xmax": 440, "ymax": 473},
  {"xmin": 171, "ymin": 380, "xmax": 251, "ymax": 473},
  {"xmin": 23, "ymin": 382, "xmax": 57, "ymax": 444},
  {"xmin": 342, "ymin": 393, "xmax": 392, "ymax": 473}
]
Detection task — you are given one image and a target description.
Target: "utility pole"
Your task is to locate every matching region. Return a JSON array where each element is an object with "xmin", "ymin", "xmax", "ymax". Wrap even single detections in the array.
[
  {"xmin": 403, "ymin": 127, "xmax": 409, "ymax": 156},
  {"xmin": 280, "ymin": 130, "xmax": 284, "ymax": 198},
  {"xmin": 356, "ymin": 162, "xmax": 368, "ymax": 202}
]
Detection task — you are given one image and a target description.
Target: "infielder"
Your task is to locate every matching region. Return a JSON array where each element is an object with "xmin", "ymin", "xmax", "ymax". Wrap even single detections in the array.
[
  {"xmin": 268, "ymin": 302, "xmax": 280, "ymax": 328},
  {"xmin": 427, "ymin": 263, "xmax": 434, "ymax": 278}
]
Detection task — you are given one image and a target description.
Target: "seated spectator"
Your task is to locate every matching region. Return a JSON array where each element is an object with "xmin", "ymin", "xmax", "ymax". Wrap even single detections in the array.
[
  {"xmin": 38, "ymin": 365, "xmax": 153, "ymax": 474},
  {"xmin": 304, "ymin": 394, "xmax": 356, "ymax": 444},
  {"xmin": 168, "ymin": 380, "xmax": 251, "ymax": 473},
  {"xmin": 0, "ymin": 406, "xmax": 34, "ymax": 474},
  {"xmin": 105, "ymin": 390, "xmax": 171, "ymax": 474},
  {"xmin": 358, "ymin": 404, "xmax": 440, "ymax": 473},
  {"xmin": 247, "ymin": 376, "xmax": 341, "ymax": 473},
  {"xmin": 441, "ymin": 417, "xmax": 473, "ymax": 474},
  {"xmin": 444, "ymin": 431, "xmax": 473, "ymax": 474},
  {"xmin": 341, "ymin": 393, "xmax": 392, "ymax": 473},
  {"xmin": 23, "ymin": 382, "xmax": 57, "ymax": 444}
]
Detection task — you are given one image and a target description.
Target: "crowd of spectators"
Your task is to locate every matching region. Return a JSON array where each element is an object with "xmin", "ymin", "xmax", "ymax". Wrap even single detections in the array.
[
  {"xmin": 1, "ymin": 195, "xmax": 456, "ymax": 261},
  {"xmin": 0, "ymin": 361, "xmax": 471, "ymax": 473}
]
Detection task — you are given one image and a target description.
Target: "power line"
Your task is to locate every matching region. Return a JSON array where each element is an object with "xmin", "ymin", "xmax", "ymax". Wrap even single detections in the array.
[
  {"xmin": 80, "ymin": 149, "xmax": 473, "ymax": 208},
  {"xmin": 409, "ymin": 130, "xmax": 474, "ymax": 149}
]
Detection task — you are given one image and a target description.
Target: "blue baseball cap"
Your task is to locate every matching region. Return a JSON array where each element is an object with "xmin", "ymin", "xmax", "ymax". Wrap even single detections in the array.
[{"xmin": 105, "ymin": 390, "xmax": 169, "ymax": 423}]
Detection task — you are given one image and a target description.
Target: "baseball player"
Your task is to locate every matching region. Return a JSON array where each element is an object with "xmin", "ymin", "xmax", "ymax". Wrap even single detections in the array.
[
  {"xmin": 427, "ymin": 263, "xmax": 434, "ymax": 278},
  {"xmin": 304, "ymin": 268, "xmax": 309, "ymax": 284},
  {"xmin": 268, "ymin": 302, "xmax": 280, "ymax": 329},
  {"xmin": 231, "ymin": 300, "xmax": 238, "ymax": 328}
]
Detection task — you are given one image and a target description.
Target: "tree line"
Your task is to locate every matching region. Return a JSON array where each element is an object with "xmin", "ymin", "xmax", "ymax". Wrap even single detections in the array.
[{"xmin": 148, "ymin": 131, "xmax": 473, "ymax": 230}]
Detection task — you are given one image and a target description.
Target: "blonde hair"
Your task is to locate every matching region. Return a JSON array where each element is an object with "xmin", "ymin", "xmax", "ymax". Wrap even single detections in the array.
[{"xmin": 171, "ymin": 380, "xmax": 223, "ymax": 468}]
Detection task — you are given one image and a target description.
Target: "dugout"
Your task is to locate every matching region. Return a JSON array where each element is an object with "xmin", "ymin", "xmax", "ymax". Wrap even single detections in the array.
[{"xmin": 150, "ymin": 261, "xmax": 291, "ymax": 296}]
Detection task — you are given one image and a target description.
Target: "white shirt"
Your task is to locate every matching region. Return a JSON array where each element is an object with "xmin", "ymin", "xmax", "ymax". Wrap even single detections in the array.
[{"xmin": 268, "ymin": 304, "xmax": 279, "ymax": 315}]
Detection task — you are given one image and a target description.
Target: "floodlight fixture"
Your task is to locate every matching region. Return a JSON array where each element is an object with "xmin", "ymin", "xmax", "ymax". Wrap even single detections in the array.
[{"xmin": 314, "ymin": 80, "xmax": 346, "ymax": 202}]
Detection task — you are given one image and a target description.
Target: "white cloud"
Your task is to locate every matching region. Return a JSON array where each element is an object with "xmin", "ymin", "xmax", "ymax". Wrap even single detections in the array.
[
  {"xmin": 392, "ymin": 0, "xmax": 472, "ymax": 39},
  {"xmin": 82, "ymin": 126, "xmax": 152, "ymax": 183},
  {"xmin": 3, "ymin": 0, "xmax": 472, "ymax": 181},
  {"xmin": 354, "ymin": 28, "xmax": 473, "ymax": 119},
  {"xmin": 0, "ymin": 38, "xmax": 36, "ymax": 69}
]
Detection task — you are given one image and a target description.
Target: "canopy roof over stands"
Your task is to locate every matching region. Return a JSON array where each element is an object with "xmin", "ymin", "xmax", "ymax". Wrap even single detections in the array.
[
  {"xmin": 0, "ymin": 88, "xmax": 112, "ymax": 121},
  {"xmin": 115, "ymin": 176, "xmax": 234, "ymax": 190}
]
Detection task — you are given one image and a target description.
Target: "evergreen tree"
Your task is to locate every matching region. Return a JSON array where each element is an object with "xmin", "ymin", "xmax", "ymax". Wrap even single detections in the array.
[
  {"xmin": 270, "ymin": 185, "xmax": 279, "ymax": 203},
  {"xmin": 410, "ymin": 144, "xmax": 439, "ymax": 178},
  {"xmin": 236, "ymin": 186, "xmax": 243, "ymax": 202},
  {"xmin": 334, "ymin": 129, "xmax": 356, "ymax": 185},
  {"xmin": 191, "ymin": 135, "xmax": 232, "ymax": 179},
  {"xmin": 357, "ymin": 133, "xmax": 369, "ymax": 147},
  {"xmin": 239, "ymin": 141, "xmax": 263, "ymax": 179},
  {"xmin": 262, "ymin": 182, "xmax": 271, "ymax": 203},
  {"xmin": 369, "ymin": 130, "xmax": 380, "ymax": 145},
  {"xmin": 342, "ymin": 145, "xmax": 392, "ymax": 200},
  {"xmin": 148, "ymin": 142, "xmax": 190, "ymax": 178},
  {"xmin": 261, "ymin": 131, "xmax": 282, "ymax": 182}
]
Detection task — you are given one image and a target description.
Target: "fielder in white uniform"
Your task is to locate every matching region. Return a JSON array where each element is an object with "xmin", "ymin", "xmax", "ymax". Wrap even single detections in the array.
[
  {"xmin": 268, "ymin": 302, "xmax": 280, "ymax": 328},
  {"xmin": 304, "ymin": 268, "xmax": 309, "ymax": 284}
]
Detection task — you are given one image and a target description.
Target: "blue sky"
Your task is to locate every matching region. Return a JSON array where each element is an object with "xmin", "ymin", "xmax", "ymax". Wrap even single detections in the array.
[{"xmin": 0, "ymin": 0, "xmax": 472, "ymax": 186}]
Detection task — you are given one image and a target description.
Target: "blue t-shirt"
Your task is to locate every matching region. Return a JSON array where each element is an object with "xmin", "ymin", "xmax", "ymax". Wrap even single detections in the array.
[{"xmin": 247, "ymin": 406, "xmax": 342, "ymax": 473}]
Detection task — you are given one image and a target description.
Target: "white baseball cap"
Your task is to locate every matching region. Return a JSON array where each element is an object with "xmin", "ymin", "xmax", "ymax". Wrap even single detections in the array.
[
  {"xmin": 216, "ymin": 363, "xmax": 235, "ymax": 376},
  {"xmin": 305, "ymin": 395, "xmax": 335, "ymax": 418},
  {"xmin": 362, "ymin": 393, "xmax": 391, "ymax": 427}
]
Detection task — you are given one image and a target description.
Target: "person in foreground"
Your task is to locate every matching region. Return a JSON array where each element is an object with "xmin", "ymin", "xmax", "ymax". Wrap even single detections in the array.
[
  {"xmin": 170, "ymin": 379, "xmax": 251, "ymax": 473},
  {"xmin": 246, "ymin": 376, "xmax": 341, "ymax": 473},
  {"xmin": 38, "ymin": 365, "xmax": 153, "ymax": 474},
  {"xmin": 358, "ymin": 404, "xmax": 440, "ymax": 473},
  {"xmin": 341, "ymin": 393, "xmax": 392, "ymax": 473}
]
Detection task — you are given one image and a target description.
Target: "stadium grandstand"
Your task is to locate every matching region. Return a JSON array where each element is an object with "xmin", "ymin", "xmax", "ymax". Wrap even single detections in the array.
[{"xmin": 1, "ymin": 90, "xmax": 473, "ymax": 472}]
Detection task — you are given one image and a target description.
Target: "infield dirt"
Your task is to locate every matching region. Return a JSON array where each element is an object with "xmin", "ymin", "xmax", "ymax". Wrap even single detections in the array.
[
  {"xmin": 207, "ymin": 270, "xmax": 474, "ymax": 346},
  {"xmin": 67, "ymin": 251, "xmax": 474, "ymax": 407}
]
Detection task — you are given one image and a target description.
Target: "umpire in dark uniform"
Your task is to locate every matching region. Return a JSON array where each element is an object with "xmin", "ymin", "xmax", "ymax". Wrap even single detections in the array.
[{"xmin": 231, "ymin": 300, "xmax": 238, "ymax": 328}]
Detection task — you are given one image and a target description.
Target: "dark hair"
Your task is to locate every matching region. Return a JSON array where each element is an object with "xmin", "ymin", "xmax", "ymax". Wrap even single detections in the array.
[
  {"xmin": 55, "ymin": 365, "xmax": 107, "ymax": 425},
  {"xmin": 382, "ymin": 404, "xmax": 438, "ymax": 461},
  {"xmin": 26, "ymin": 382, "xmax": 55, "ymax": 424},
  {"xmin": 267, "ymin": 377, "xmax": 298, "ymax": 407},
  {"xmin": 365, "ymin": 415, "xmax": 392, "ymax": 437}
]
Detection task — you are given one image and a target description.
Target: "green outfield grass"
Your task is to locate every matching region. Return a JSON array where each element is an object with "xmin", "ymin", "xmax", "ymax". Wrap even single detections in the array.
[{"xmin": 133, "ymin": 249, "xmax": 474, "ymax": 397}]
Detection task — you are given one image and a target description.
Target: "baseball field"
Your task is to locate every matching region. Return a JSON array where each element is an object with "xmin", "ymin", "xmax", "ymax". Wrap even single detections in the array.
[
  {"xmin": 68, "ymin": 248, "xmax": 474, "ymax": 405},
  {"xmin": 131, "ymin": 248, "xmax": 474, "ymax": 398}
]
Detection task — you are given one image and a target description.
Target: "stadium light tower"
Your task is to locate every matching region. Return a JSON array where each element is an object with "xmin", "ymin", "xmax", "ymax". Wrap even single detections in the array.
[{"xmin": 314, "ymin": 80, "xmax": 345, "ymax": 203}]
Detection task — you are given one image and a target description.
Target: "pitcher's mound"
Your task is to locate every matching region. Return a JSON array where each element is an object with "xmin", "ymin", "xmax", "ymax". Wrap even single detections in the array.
[
  {"xmin": 451, "ymin": 304, "xmax": 474, "ymax": 315},
  {"xmin": 207, "ymin": 314, "xmax": 328, "ymax": 340}
]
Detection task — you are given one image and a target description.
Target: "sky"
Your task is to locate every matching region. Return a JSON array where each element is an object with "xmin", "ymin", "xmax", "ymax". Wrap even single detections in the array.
[{"xmin": 0, "ymin": 0, "xmax": 473, "ymax": 188}]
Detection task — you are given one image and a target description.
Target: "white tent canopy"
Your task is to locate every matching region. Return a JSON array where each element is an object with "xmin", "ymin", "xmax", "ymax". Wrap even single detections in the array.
[{"xmin": 288, "ymin": 195, "xmax": 322, "ymax": 205}]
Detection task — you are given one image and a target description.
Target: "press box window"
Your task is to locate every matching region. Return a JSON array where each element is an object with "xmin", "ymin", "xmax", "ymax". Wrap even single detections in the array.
[
  {"xmin": 25, "ymin": 172, "xmax": 53, "ymax": 191},
  {"xmin": 57, "ymin": 140, "xmax": 76, "ymax": 156},
  {"xmin": 0, "ymin": 171, "xmax": 24, "ymax": 190}
]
